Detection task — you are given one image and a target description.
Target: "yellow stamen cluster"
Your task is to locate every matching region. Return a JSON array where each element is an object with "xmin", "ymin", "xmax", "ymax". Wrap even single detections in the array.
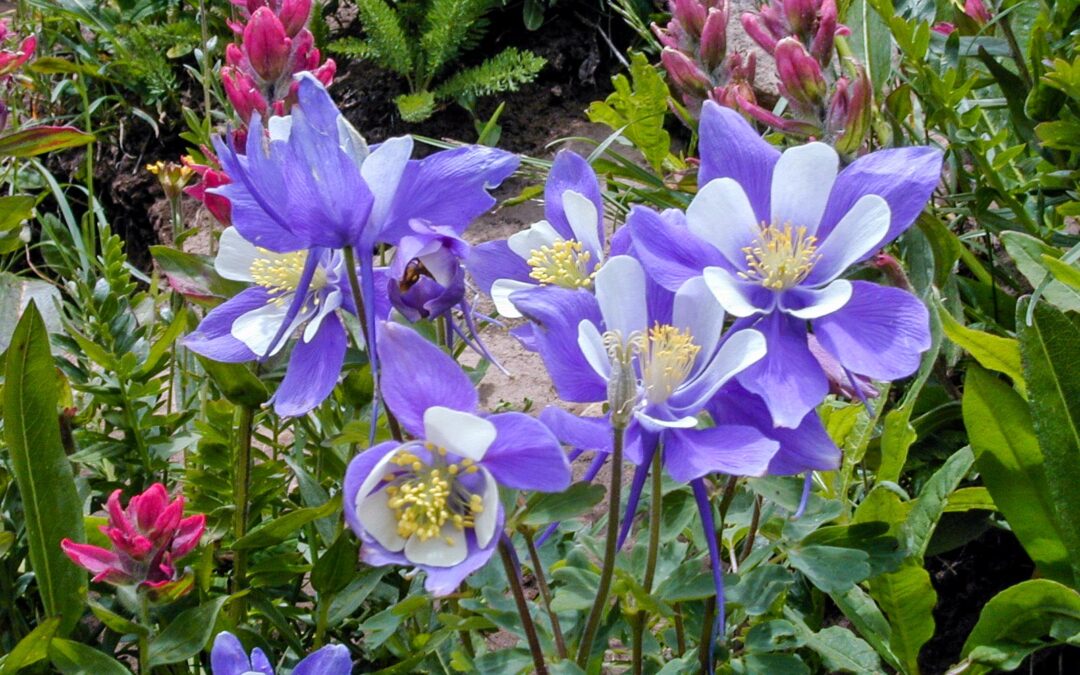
[
  {"xmin": 249, "ymin": 250, "xmax": 328, "ymax": 303},
  {"xmin": 145, "ymin": 160, "xmax": 195, "ymax": 200},
  {"xmin": 738, "ymin": 223, "xmax": 820, "ymax": 290},
  {"xmin": 528, "ymin": 240, "xmax": 599, "ymax": 289},
  {"xmin": 383, "ymin": 448, "xmax": 483, "ymax": 545},
  {"xmin": 639, "ymin": 324, "xmax": 700, "ymax": 404}
]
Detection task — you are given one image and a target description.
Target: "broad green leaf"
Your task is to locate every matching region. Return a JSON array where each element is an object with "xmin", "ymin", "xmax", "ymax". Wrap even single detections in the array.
[
  {"xmin": 1017, "ymin": 300, "xmax": 1080, "ymax": 585},
  {"xmin": 1041, "ymin": 255, "xmax": 1080, "ymax": 291},
  {"xmin": 738, "ymin": 653, "xmax": 810, "ymax": 675},
  {"xmin": 150, "ymin": 245, "xmax": 246, "ymax": 306},
  {"xmin": 785, "ymin": 609, "xmax": 884, "ymax": 674},
  {"xmin": 1001, "ymin": 232, "xmax": 1080, "ymax": 313},
  {"xmin": 955, "ymin": 580, "xmax": 1080, "ymax": 674},
  {"xmin": 0, "ymin": 126, "xmax": 94, "ymax": 158},
  {"xmin": 943, "ymin": 487, "xmax": 996, "ymax": 513},
  {"xmin": 1, "ymin": 617, "xmax": 60, "ymax": 674},
  {"xmin": 90, "ymin": 602, "xmax": 149, "ymax": 637},
  {"xmin": 2, "ymin": 304, "xmax": 86, "ymax": 635},
  {"xmin": 903, "ymin": 446, "xmax": 974, "ymax": 560},
  {"xmin": 868, "ymin": 561, "xmax": 936, "ymax": 675},
  {"xmin": 586, "ymin": 52, "xmax": 671, "ymax": 171},
  {"xmin": 878, "ymin": 410, "xmax": 917, "ymax": 485},
  {"xmin": 723, "ymin": 565, "xmax": 794, "ymax": 616},
  {"xmin": 963, "ymin": 365, "xmax": 1073, "ymax": 584},
  {"xmin": 49, "ymin": 639, "xmax": 131, "ymax": 674},
  {"xmin": 147, "ymin": 595, "xmax": 229, "ymax": 667},
  {"xmin": 848, "ymin": 0, "xmax": 893, "ymax": 95},
  {"xmin": 938, "ymin": 304, "xmax": 1026, "ymax": 395},
  {"xmin": 0, "ymin": 195, "xmax": 34, "ymax": 233},
  {"xmin": 788, "ymin": 545, "xmax": 871, "ymax": 594},
  {"xmin": 745, "ymin": 619, "xmax": 804, "ymax": 653},
  {"xmin": 311, "ymin": 532, "xmax": 359, "ymax": 596},
  {"xmin": 832, "ymin": 585, "xmax": 902, "ymax": 672},
  {"xmin": 0, "ymin": 272, "xmax": 63, "ymax": 353},
  {"xmin": 196, "ymin": 357, "xmax": 270, "ymax": 407},
  {"xmin": 520, "ymin": 481, "xmax": 605, "ymax": 526},
  {"xmin": 232, "ymin": 495, "xmax": 341, "ymax": 549}
]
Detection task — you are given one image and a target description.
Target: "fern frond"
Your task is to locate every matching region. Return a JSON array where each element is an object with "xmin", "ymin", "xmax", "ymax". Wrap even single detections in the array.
[
  {"xmin": 353, "ymin": 0, "xmax": 414, "ymax": 76},
  {"xmin": 420, "ymin": 0, "xmax": 490, "ymax": 82},
  {"xmin": 435, "ymin": 48, "xmax": 546, "ymax": 101},
  {"xmin": 327, "ymin": 36, "xmax": 377, "ymax": 60}
]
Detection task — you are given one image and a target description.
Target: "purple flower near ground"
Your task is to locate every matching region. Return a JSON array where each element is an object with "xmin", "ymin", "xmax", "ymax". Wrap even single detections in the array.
[
  {"xmin": 210, "ymin": 631, "xmax": 351, "ymax": 675},
  {"xmin": 343, "ymin": 322, "xmax": 570, "ymax": 595},
  {"xmin": 468, "ymin": 149, "xmax": 605, "ymax": 319},
  {"xmin": 630, "ymin": 101, "xmax": 941, "ymax": 427}
]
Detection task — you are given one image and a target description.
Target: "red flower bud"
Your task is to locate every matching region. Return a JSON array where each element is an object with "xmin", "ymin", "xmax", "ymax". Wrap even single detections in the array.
[
  {"xmin": 661, "ymin": 47, "xmax": 711, "ymax": 98},
  {"xmin": 279, "ymin": 0, "xmax": 312, "ymax": 37},
  {"xmin": 672, "ymin": 0, "xmax": 707, "ymax": 38},
  {"xmin": 964, "ymin": 0, "xmax": 992, "ymax": 25},
  {"xmin": 741, "ymin": 12, "xmax": 778, "ymax": 54},
  {"xmin": 699, "ymin": 6, "xmax": 728, "ymax": 72},
  {"xmin": 775, "ymin": 37, "xmax": 826, "ymax": 111},
  {"xmin": 243, "ymin": 7, "xmax": 291, "ymax": 81}
]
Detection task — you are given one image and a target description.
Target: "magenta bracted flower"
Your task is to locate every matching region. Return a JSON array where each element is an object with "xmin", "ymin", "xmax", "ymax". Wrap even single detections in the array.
[{"xmin": 61, "ymin": 484, "xmax": 205, "ymax": 598}]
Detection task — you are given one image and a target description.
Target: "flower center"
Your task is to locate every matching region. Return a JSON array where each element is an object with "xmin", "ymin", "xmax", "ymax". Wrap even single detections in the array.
[
  {"xmin": 249, "ymin": 250, "xmax": 328, "ymax": 300},
  {"xmin": 398, "ymin": 258, "xmax": 432, "ymax": 292},
  {"xmin": 383, "ymin": 446, "xmax": 483, "ymax": 545},
  {"xmin": 528, "ymin": 240, "xmax": 598, "ymax": 289},
  {"xmin": 639, "ymin": 324, "xmax": 700, "ymax": 405},
  {"xmin": 738, "ymin": 223, "xmax": 820, "ymax": 290}
]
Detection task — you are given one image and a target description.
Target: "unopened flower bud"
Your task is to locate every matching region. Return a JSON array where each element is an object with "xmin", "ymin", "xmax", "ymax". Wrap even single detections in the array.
[
  {"xmin": 964, "ymin": 0, "xmax": 992, "ymax": 25},
  {"xmin": 279, "ymin": 0, "xmax": 312, "ymax": 37},
  {"xmin": 741, "ymin": 12, "xmax": 778, "ymax": 54},
  {"xmin": 662, "ymin": 47, "xmax": 711, "ymax": 98},
  {"xmin": 243, "ymin": 7, "xmax": 291, "ymax": 81},
  {"xmin": 775, "ymin": 37, "xmax": 826, "ymax": 111},
  {"xmin": 810, "ymin": 0, "xmax": 839, "ymax": 65},
  {"xmin": 829, "ymin": 65, "xmax": 872, "ymax": 155},
  {"xmin": 782, "ymin": 0, "xmax": 816, "ymax": 36},
  {"xmin": 699, "ymin": 6, "xmax": 728, "ymax": 72},
  {"xmin": 672, "ymin": 0, "xmax": 707, "ymax": 38},
  {"xmin": 222, "ymin": 66, "xmax": 269, "ymax": 123}
]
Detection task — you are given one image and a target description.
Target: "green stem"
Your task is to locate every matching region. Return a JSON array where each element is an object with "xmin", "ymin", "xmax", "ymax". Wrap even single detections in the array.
[
  {"xmin": 230, "ymin": 404, "xmax": 255, "ymax": 622},
  {"xmin": 499, "ymin": 539, "xmax": 549, "ymax": 675},
  {"xmin": 575, "ymin": 424, "xmax": 625, "ymax": 668},
  {"xmin": 631, "ymin": 449, "xmax": 663, "ymax": 675},
  {"xmin": 137, "ymin": 592, "xmax": 152, "ymax": 674},
  {"xmin": 674, "ymin": 603, "xmax": 686, "ymax": 656},
  {"xmin": 522, "ymin": 527, "xmax": 567, "ymax": 660}
]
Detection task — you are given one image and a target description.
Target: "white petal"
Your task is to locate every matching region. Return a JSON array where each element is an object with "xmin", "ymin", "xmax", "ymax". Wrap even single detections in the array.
[
  {"xmin": 490, "ymin": 279, "xmax": 534, "ymax": 318},
  {"xmin": 507, "ymin": 220, "xmax": 562, "ymax": 260},
  {"xmin": 404, "ymin": 523, "xmax": 468, "ymax": 567},
  {"xmin": 267, "ymin": 115, "xmax": 293, "ymax": 141},
  {"xmin": 682, "ymin": 329, "xmax": 767, "ymax": 411},
  {"xmin": 807, "ymin": 194, "xmax": 890, "ymax": 284},
  {"xmin": 358, "ymin": 487, "xmax": 407, "ymax": 552},
  {"xmin": 423, "ymin": 407, "xmax": 496, "ymax": 462},
  {"xmin": 686, "ymin": 178, "xmax": 761, "ymax": 269},
  {"xmin": 562, "ymin": 190, "xmax": 602, "ymax": 259},
  {"xmin": 702, "ymin": 267, "xmax": 765, "ymax": 318},
  {"xmin": 231, "ymin": 301, "xmax": 295, "ymax": 357},
  {"xmin": 474, "ymin": 468, "xmax": 500, "ymax": 548},
  {"xmin": 355, "ymin": 448, "xmax": 406, "ymax": 503},
  {"xmin": 784, "ymin": 280, "xmax": 853, "ymax": 319},
  {"xmin": 770, "ymin": 142, "xmax": 838, "ymax": 234},
  {"xmin": 361, "ymin": 136, "xmax": 414, "ymax": 228},
  {"xmin": 214, "ymin": 227, "xmax": 261, "ymax": 282},
  {"xmin": 673, "ymin": 276, "xmax": 725, "ymax": 370},
  {"xmin": 595, "ymin": 255, "xmax": 648, "ymax": 337},
  {"xmin": 303, "ymin": 289, "xmax": 343, "ymax": 342},
  {"xmin": 577, "ymin": 320, "xmax": 612, "ymax": 379},
  {"xmin": 337, "ymin": 116, "xmax": 369, "ymax": 168},
  {"xmin": 634, "ymin": 411, "xmax": 700, "ymax": 430}
]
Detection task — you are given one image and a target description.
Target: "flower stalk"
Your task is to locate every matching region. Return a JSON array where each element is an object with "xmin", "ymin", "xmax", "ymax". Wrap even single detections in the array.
[
  {"xmin": 499, "ymin": 538, "xmax": 549, "ymax": 675},
  {"xmin": 522, "ymin": 526, "xmax": 568, "ymax": 659},
  {"xmin": 631, "ymin": 448, "xmax": 664, "ymax": 675},
  {"xmin": 230, "ymin": 403, "xmax": 255, "ymax": 622}
]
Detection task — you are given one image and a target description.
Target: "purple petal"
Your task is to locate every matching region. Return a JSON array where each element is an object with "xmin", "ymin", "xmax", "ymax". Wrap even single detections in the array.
[
  {"xmin": 736, "ymin": 313, "xmax": 828, "ymax": 428},
  {"xmin": 210, "ymin": 632, "xmax": 253, "ymax": 675},
  {"xmin": 420, "ymin": 512, "xmax": 502, "ymax": 595},
  {"xmin": 544, "ymin": 150, "xmax": 604, "ymax": 242},
  {"xmin": 466, "ymin": 239, "xmax": 532, "ymax": 294},
  {"xmin": 815, "ymin": 146, "xmax": 943, "ymax": 249},
  {"xmin": 343, "ymin": 441, "xmax": 402, "ymax": 538},
  {"xmin": 511, "ymin": 286, "xmax": 607, "ymax": 403},
  {"xmin": 211, "ymin": 138, "xmax": 298, "ymax": 252},
  {"xmin": 380, "ymin": 146, "xmax": 519, "ymax": 243},
  {"xmin": 249, "ymin": 649, "xmax": 274, "ymax": 675},
  {"xmin": 293, "ymin": 644, "xmax": 352, "ymax": 675},
  {"xmin": 812, "ymin": 281, "xmax": 930, "ymax": 380},
  {"xmin": 182, "ymin": 287, "xmax": 267, "ymax": 363},
  {"xmin": 628, "ymin": 205, "xmax": 726, "ymax": 292},
  {"xmin": 698, "ymin": 101, "xmax": 779, "ymax": 222},
  {"xmin": 271, "ymin": 312, "xmax": 347, "ymax": 417},
  {"xmin": 539, "ymin": 407, "xmax": 612, "ymax": 452},
  {"xmin": 376, "ymin": 321, "xmax": 478, "ymax": 435},
  {"xmin": 691, "ymin": 478, "xmax": 726, "ymax": 663},
  {"xmin": 482, "ymin": 412, "xmax": 571, "ymax": 491},
  {"xmin": 617, "ymin": 440, "xmax": 657, "ymax": 550},
  {"xmin": 663, "ymin": 426, "xmax": 779, "ymax": 482}
]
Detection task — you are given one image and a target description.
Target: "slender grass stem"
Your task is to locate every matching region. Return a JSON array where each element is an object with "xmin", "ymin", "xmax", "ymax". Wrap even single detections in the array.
[
  {"xmin": 230, "ymin": 404, "xmax": 255, "ymax": 622},
  {"xmin": 631, "ymin": 449, "xmax": 663, "ymax": 675},
  {"xmin": 522, "ymin": 527, "xmax": 567, "ymax": 659},
  {"xmin": 499, "ymin": 539, "xmax": 549, "ymax": 675},
  {"xmin": 575, "ymin": 424, "xmax": 625, "ymax": 668}
]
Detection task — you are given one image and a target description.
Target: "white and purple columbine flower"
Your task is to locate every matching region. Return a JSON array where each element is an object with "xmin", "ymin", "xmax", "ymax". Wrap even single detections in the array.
[
  {"xmin": 190, "ymin": 73, "xmax": 516, "ymax": 412},
  {"xmin": 210, "ymin": 631, "xmax": 351, "ymax": 675},
  {"xmin": 343, "ymin": 322, "xmax": 570, "ymax": 595},
  {"xmin": 630, "ymin": 101, "xmax": 941, "ymax": 428},
  {"xmin": 184, "ymin": 227, "xmax": 353, "ymax": 416},
  {"xmin": 385, "ymin": 220, "xmax": 469, "ymax": 323},
  {"xmin": 468, "ymin": 149, "xmax": 605, "ymax": 319}
]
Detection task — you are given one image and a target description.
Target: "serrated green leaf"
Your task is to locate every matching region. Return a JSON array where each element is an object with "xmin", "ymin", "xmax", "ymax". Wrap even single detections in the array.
[{"xmin": 586, "ymin": 52, "xmax": 671, "ymax": 171}]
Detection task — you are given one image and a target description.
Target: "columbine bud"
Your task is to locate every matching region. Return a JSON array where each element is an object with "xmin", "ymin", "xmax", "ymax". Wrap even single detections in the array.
[
  {"xmin": 662, "ymin": 47, "xmax": 711, "ymax": 98},
  {"xmin": 699, "ymin": 6, "xmax": 729, "ymax": 72},
  {"xmin": 672, "ymin": 0, "xmax": 707, "ymax": 38},
  {"xmin": 775, "ymin": 37, "xmax": 826, "ymax": 111},
  {"xmin": 964, "ymin": 0, "xmax": 992, "ymax": 25},
  {"xmin": 810, "ymin": 0, "xmax": 839, "ymax": 65},
  {"xmin": 243, "ymin": 7, "xmax": 291, "ymax": 81},
  {"xmin": 279, "ymin": 0, "xmax": 312, "ymax": 37}
]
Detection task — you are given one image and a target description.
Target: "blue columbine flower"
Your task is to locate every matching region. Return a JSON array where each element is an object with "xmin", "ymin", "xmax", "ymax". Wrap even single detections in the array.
[
  {"xmin": 630, "ymin": 101, "xmax": 942, "ymax": 428},
  {"xmin": 468, "ymin": 149, "xmax": 605, "ymax": 319},
  {"xmin": 342, "ymin": 322, "xmax": 570, "ymax": 595},
  {"xmin": 210, "ymin": 631, "xmax": 350, "ymax": 674}
]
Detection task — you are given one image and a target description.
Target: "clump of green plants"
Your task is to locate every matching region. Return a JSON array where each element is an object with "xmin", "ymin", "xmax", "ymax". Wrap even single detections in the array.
[{"xmin": 329, "ymin": 0, "xmax": 546, "ymax": 121}]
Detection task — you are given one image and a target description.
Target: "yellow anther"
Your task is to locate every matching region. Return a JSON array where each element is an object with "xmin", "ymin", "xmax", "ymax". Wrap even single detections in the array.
[
  {"xmin": 249, "ymin": 249, "xmax": 328, "ymax": 300},
  {"xmin": 640, "ymin": 323, "xmax": 700, "ymax": 405},
  {"xmin": 465, "ymin": 466, "xmax": 479, "ymax": 474},
  {"xmin": 381, "ymin": 447, "xmax": 489, "ymax": 544},
  {"xmin": 448, "ymin": 464, "xmax": 459, "ymax": 475},
  {"xmin": 461, "ymin": 459, "xmax": 474, "ymax": 467},
  {"xmin": 527, "ymin": 239, "xmax": 599, "ymax": 289},
  {"xmin": 738, "ymin": 223, "xmax": 820, "ymax": 290}
]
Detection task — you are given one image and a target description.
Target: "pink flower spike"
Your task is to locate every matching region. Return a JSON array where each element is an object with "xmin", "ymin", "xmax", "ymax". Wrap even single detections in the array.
[
  {"xmin": 699, "ymin": 7, "xmax": 729, "ymax": 72},
  {"xmin": 61, "ymin": 540, "xmax": 122, "ymax": 577},
  {"xmin": 672, "ymin": 0, "xmax": 707, "ymax": 38},
  {"xmin": 279, "ymin": 0, "xmax": 313, "ymax": 37},
  {"xmin": 132, "ymin": 483, "xmax": 169, "ymax": 532},
  {"xmin": 741, "ymin": 13, "xmax": 777, "ymax": 54},
  {"xmin": 244, "ymin": 7, "xmax": 291, "ymax": 82},
  {"xmin": 171, "ymin": 515, "xmax": 207, "ymax": 559}
]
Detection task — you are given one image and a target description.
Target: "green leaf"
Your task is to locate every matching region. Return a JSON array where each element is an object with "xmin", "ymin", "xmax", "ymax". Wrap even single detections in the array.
[
  {"xmin": 956, "ymin": 580, "xmax": 1080, "ymax": 674},
  {"xmin": 232, "ymin": 495, "xmax": 341, "ymax": 549},
  {"xmin": 2, "ymin": 304, "xmax": 86, "ymax": 635},
  {"xmin": 0, "ymin": 272, "xmax": 62, "ymax": 354},
  {"xmin": 785, "ymin": 609, "xmax": 884, "ymax": 674},
  {"xmin": 147, "ymin": 595, "xmax": 229, "ymax": 667},
  {"xmin": 1017, "ymin": 300, "xmax": 1080, "ymax": 585},
  {"xmin": 938, "ymin": 303, "xmax": 1026, "ymax": 395},
  {"xmin": 0, "ymin": 126, "xmax": 94, "ymax": 158},
  {"xmin": 868, "ymin": 561, "xmax": 936, "ymax": 675},
  {"xmin": 0, "ymin": 195, "xmax": 35, "ymax": 233},
  {"xmin": 963, "ymin": 365, "xmax": 1073, "ymax": 584},
  {"xmin": 943, "ymin": 487, "xmax": 996, "ymax": 513},
  {"xmin": 738, "ymin": 653, "xmax": 810, "ymax": 675},
  {"xmin": 847, "ymin": 0, "xmax": 893, "ymax": 95},
  {"xmin": 831, "ymin": 585, "xmax": 901, "ymax": 672},
  {"xmin": 1, "ymin": 617, "xmax": 60, "ymax": 674},
  {"xmin": 903, "ymin": 446, "xmax": 974, "ymax": 560},
  {"xmin": 789, "ymin": 545, "xmax": 871, "ymax": 594},
  {"xmin": 1001, "ymin": 232, "xmax": 1080, "ymax": 313},
  {"xmin": 196, "ymin": 357, "xmax": 269, "ymax": 407},
  {"xmin": 745, "ymin": 619, "xmax": 804, "ymax": 653},
  {"xmin": 723, "ymin": 565, "xmax": 794, "ymax": 616},
  {"xmin": 1041, "ymin": 255, "xmax": 1080, "ymax": 291},
  {"xmin": 520, "ymin": 482, "xmax": 605, "ymax": 526},
  {"xmin": 312, "ymin": 532, "xmax": 359, "ymax": 596},
  {"xmin": 49, "ymin": 639, "xmax": 131, "ymax": 674},
  {"xmin": 89, "ymin": 602, "xmax": 149, "ymax": 637},
  {"xmin": 150, "ymin": 246, "xmax": 247, "ymax": 307},
  {"xmin": 586, "ymin": 52, "xmax": 671, "ymax": 171}
]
